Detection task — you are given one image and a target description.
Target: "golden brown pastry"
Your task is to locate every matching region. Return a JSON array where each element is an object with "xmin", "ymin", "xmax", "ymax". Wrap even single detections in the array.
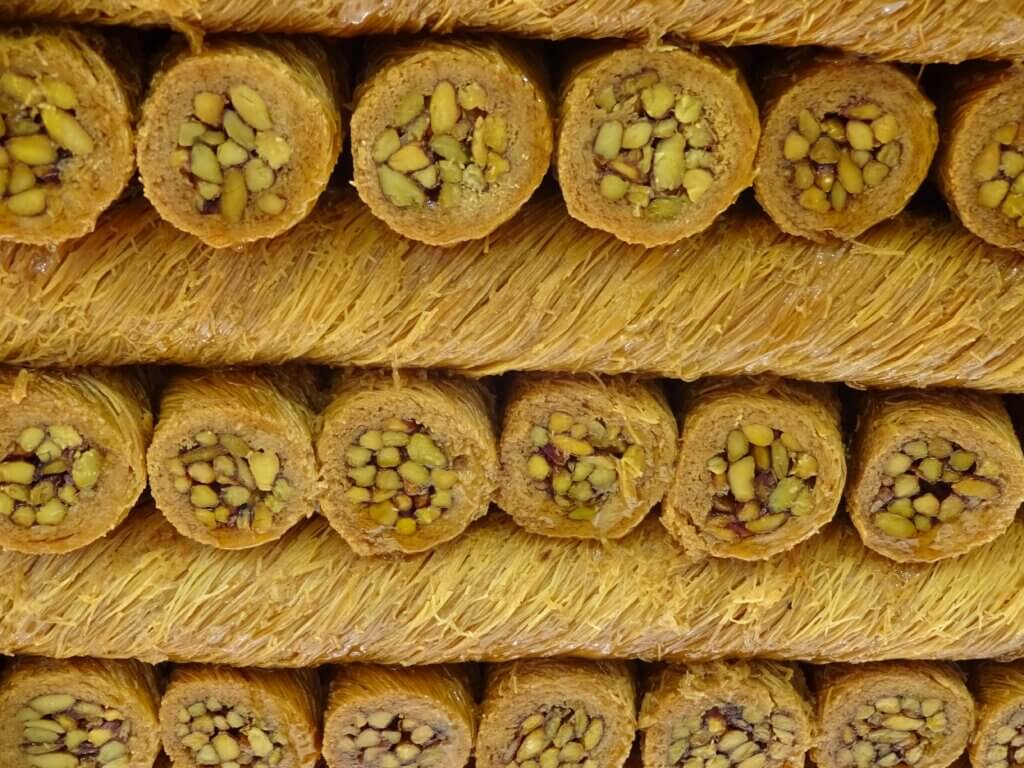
[
  {"xmin": 812, "ymin": 662, "xmax": 974, "ymax": 768},
  {"xmin": 0, "ymin": 656, "xmax": 161, "ymax": 768},
  {"xmin": 350, "ymin": 36, "xmax": 552, "ymax": 245},
  {"xmin": 317, "ymin": 369, "xmax": 497, "ymax": 555},
  {"xmin": 0, "ymin": 366, "xmax": 151, "ymax": 554},
  {"xmin": 846, "ymin": 389, "xmax": 1024, "ymax": 562},
  {"xmin": 323, "ymin": 665, "xmax": 476, "ymax": 768},
  {"xmin": 661, "ymin": 377, "xmax": 845, "ymax": 560},
  {"xmin": 0, "ymin": 25, "xmax": 139, "ymax": 245},
  {"xmin": 639, "ymin": 661, "xmax": 814, "ymax": 768},
  {"xmin": 137, "ymin": 34, "xmax": 344, "ymax": 248},
  {"xmin": 968, "ymin": 661, "xmax": 1024, "ymax": 768},
  {"xmin": 755, "ymin": 54, "xmax": 937, "ymax": 242},
  {"xmin": 556, "ymin": 42, "xmax": 758, "ymax": 245},
  {"xmin": 146, "ymin": 367, "xmax": 319, "ymax": 549},
  {"xmin": 476, "ymin": 659, "xmax": 636, "ymax": 768},
  {"xmin": 497, "ymin": 373, "xmax": 676, "ymax": 539},
  {"xmin": 160, "ymin": 664, "xmax": 322, "ymax": 768}
]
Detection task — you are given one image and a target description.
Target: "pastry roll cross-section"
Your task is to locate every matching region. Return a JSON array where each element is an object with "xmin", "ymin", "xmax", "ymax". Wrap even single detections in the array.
[
  {"xmin": 350, "ymin": 37, "xmax": 552, "ymax": 245},
  {"xmin": 662, "ymin": 377, "xmax": 845, "ymax": 560},
  {"xmin": 846, "ymin": 389, "xmax": 1024, "ymax": 562},
  {"xmin": 639, "ymin": 661, "xmax": 814, "ymax": 768},
  {"xmin": 317, "ymin": 370, "xmax": 498, "ymax": 556},
  {"xmin": 161, "ymin": 665, "xmax": 322, "ymax": 768},
  {"xmin": 498, "ymin": 374, "xmax": 677, "ymax": 539},
  {"xmin": 0, "ymin": 25, "xmax": 138, "ymax": 244},
  {"xmin": 0, "ymin": 367, "xmax": 151, "ymax": 554},
  {"xmin": 755, "ymin": 55, "xmax": 937, "ymax": 242},
  {"xmin": 969, "ymin": 661, "xmax": 1024, "ymax": 768},
  {"xmin": 557, "ymin": 42, "xmax": 759, "ymax": 245},
  {"xmin": 0, "ymin": 656, "xmax": 161, "ymax": 768},
  {"xmin": 323, "ymin": 665, "xmax": 476, "ymax": 768}
]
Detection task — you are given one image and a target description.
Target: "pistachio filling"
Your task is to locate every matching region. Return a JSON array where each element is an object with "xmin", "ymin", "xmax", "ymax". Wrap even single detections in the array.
[
  {"xmin": 665, "ymin": 704, "xmax": 798, "ymax": 768},
  {"xmin": 704, "ymin": 423, "xmax": 817, "ymax": 543},
  {"xmin": 783, "ymin": 102, "xmax": 901, "ymax": 214},
  {"xmin": 344, "ymin": 418, "xmax": 458, "ymax": 537},
  {"xmin": 172, "ymin": 85, "xmax": 292, "ymax": 221},
  {"xmin": 592, "ymin": 70, "xmax": 718, "ymax": 218},
  {"xmin": 0, "ymin": 424, "xmax": 103, "ymax": 529},
  {"xmin": 166, "ymin": 430, "xmax": 292, "ymax": 534},
  {"xmin": 972, "ymin": 121, "xmax": 1024, "ymax": 223},
  {"xmin": 16, "ymin": 693, "xmax": 131, "ymax": 768},
  {"xmin": 0, "ymin": 71, "xmax": 94, "ymax": 218},
  {"xmin": 174, "ymin": 697, "xmax": 286, "ymax": 768},
  {"xmin": 835, "ymin": 696, "xmax": 947, "ymax": 768},
  {"xmin": 334, "ymin": 709, "xmax": 447, "ymax": 767},
  {"xmin": 871, "ymin": 437, "xmax": 1002, "ymax": 540},
  {"xmin": 525, "ymin": 410, "xmax": 644, "ymax": 523},
  {"xmin": 984, "ymin": 708, "xmax": 1024, "ymax": 768},
  {"xmin": 373, "ymin": 79, "xmax": 509, "ymax": 210},
  {"xmin": 504, "ymin": 705, "xmax": 605, "ymax": 768}
]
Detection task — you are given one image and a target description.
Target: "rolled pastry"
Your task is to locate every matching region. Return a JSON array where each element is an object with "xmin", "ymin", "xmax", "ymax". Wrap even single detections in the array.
[
  {"xmin": 350, "ymin": 36, "xmax": 552, "ymax": 245},
  {"xmin": 137, "ymin": 34, "xmax": 344, "ymax": 248},
  {"xmin": 0, "ymin": 656, "xmax": 161, "ymax": 768},
  {"xmin": 497, "ymin": 374, "xmax": 677, "ymax": 539},
  {"xmin": 323, "ymin": 665, "xmax": 476, "ymax": 768},
  {"xmin": 147, "ymin": 367, "xmax": 319, "ymax": 549},
  {"xmin": 0, "ymin": 25, "xmax": 138, "ymax": 244},
  {"xmin": 846, "ymin": 389, "xmax": 1024, "ymax": 563},
  {"xmin": 317, "ymin": 369, "xmax": 497, "ymax": 556},
  {"xmin": 937, "ymin": 63, "xmax": 1024, "ymax": 252},
  {"xmin": 812, "ymin": 662, "xmax": 974, "ymax": 768},
  {"xmin": 661, "ymin": 377, "xmax": 845, "ymax": 560},
  {"xmin": 638, "ymin": 661, "xmax": 814, "ymax": 768},
  {"xmin": 754, "ymin": 54, "xmax": 937, "ymax": 242},
  {"xmin": 0, "ymin": 367, "xmax": 151, "ymax": 554},
  {"xmin": 556, "ymin": 42, "xmax": 758, "ymax": 246},
  {"xmin": 160, "ymin": 664, "xmax": 322, "ymax": 768},
  {"xmin": 968, "ymin": 661, "xmax": 1024, "ymax": 768}
]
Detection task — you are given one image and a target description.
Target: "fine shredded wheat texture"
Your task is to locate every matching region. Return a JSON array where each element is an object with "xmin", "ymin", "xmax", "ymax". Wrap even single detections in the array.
[
  {"xmin": 1, "ymin": 1, "xmax": 1022, "ymax": 63},
  {"xmin": 968, "ymin": 661, "xmax": 1024, "ymax": 768},
  {"xmin": 7, "ymin": 505, "xmax": 1024, "ymax": 665},
  {"xmin": 5, "ymin": 191, "xmax": 1024, "ymax": 392}
]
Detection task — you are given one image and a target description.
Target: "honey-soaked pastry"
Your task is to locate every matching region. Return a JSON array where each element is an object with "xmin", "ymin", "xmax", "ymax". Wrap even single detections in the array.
[
  {"xmin": 318, "ymin": 369, "xmax": 497, "ymax": 556},
  {"xmin": 323, "ymin": 665, "xmax": 476, "ymax": 768},
  {"xmin": 937, "ymin": 63, "xmax": 1024, "ymax": 252},
  {"xmin": 968, "ymin": 661, "xmax": 1024, "ymax": 768},
  {"xmin": 0, "ymin": 367, "xmax": 151, "ymax": 554},
  {"xmin": 813, "ymin": 662, "xmax": 974, "ymax": 768},
  {"xmin": 639, "ymin": 661, "xmax": 814, "ymax": 768},
  {"xmin": 497, "ymin": 374, "xmax": 677, "ymax": 539},
  {"xmin": 160, "ymin": 665, "xmax": 322, "ymax": 768},
  {"xmin": 477, "ymin": 659, "xmax": 636, "ymax": 768},
  {"xmin": 147, "ymin": 367, "xmax": 319, "ymax": 549},
  {"xmin": 662, "ymin": 377, "xmax": 844, "ymax": 561},
  {"xmin": 137, "ymin": 34, "xmax": 344, "ymax": 248},
  {"xmin": 755, "ymin": 54, "xmax": 937, "ymax": 242},
  {"xmin": 0, "ymin": 656, "xmax": 161, "ymax": 768},
  {"xmin": 557, "ymin": 42, "xmax": 758, "ymax": 246},
  {"xmin": 350, "ymin": 37, "xmax": 552, "ymax": 245},
  {"xmin": 0, "ymin": 25, "xmax": 139, "ymax": 245},
  {"xmin": 846, "ymin": 389, "xmax": 1024, "ymax": 563}
]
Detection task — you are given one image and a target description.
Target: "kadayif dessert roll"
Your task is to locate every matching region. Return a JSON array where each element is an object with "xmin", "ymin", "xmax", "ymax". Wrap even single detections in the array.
[
  {"xmin": 968, "ymin": 661, "xmax": 1024, "ymax": 768},
  {"xmin": 556, "ymin": 41, "xmax": 758, "ymax": 246},
  {"xmin": 350, "ymin": 36, "xmax": 552, "ymax": 246},
  {"xmin": 137, "ymin": 34, "xmax": 344, "ymax": 248}
]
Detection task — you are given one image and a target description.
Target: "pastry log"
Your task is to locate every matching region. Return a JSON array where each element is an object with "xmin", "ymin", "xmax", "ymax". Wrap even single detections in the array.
[
  {"xmin": 845, "ymin": 389, "xmax": 1024, "ymax": 563},
  {"xmin": 661, "ymin": 377, "xmax": 845, "ymax": 560},
  {"xmin": 160, "ymin": 664, "xmax": 322, "ymax": 768},
  {"xmin": 556, "ymin": 42, "xmax": 758, "ymax": 245},
  {"xmin": 317, "ymin": 369, "xmax": 498, "ymax": 556},
  {"xmin": 137, "ymin": 35, "xmax": 344, "ymax": 247},
  {"xmin": 968, "ymin": 661, "xmax": 1024, "ymax": 768},
  {"xmin": 497, "ymin": 374, "xmax": 676, "ymax": 539},
  {"xmin": 0, "ymin": 367, "xmax": 151, "ymax": 554}
]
